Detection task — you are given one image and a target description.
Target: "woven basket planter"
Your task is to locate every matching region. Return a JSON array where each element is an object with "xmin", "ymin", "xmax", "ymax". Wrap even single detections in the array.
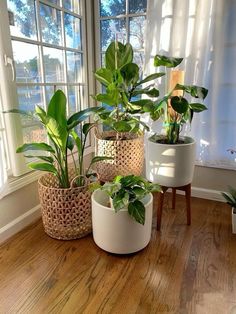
[
  {"xmin": 38, "ymin": 173, "xmax": 92, "ymax": 240},
  {"xmin": 95, "ymin": 131, "xmax": 144, "ymax": 182}
]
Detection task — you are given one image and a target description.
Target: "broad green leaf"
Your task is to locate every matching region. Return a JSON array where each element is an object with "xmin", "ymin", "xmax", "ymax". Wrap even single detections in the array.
[
  {"xmin": 113, "ymin": 189, "xmax": 129, "ymax": 212},
  {"xmin": 35, "ymin": 106, "xmax": 47, "ymax": 124},
  {"xmin": 67, "ymin": 106, "xmax": 99, "ymax": 129},
  {"xmin": 47, "ymin": 90, "xmax": 67, "ymax": 127},
  {"xmin": 71, "ymin": 130, "xmax": 82, "ymax": 155},
  {"xmin": 101, "ymin": 182, "xmax": 121, "ymax": 197},
  {"xmin": 67, "ymin": 135, "xmax": 74, "ymax": 151},
  {"xmin": 93, "ymin": 93, "xmax": 115, "ymax": 106},
  {"xmin": 128, "ymin": 200, "xmax": 145, "ymax": 225},
  {"xmin": 189, "ymin": 103, "xmax": 207, "ymax": 112},
  {"xmin": 222, "ymin": 192, "xmax": 236, "ymax": 206},
  {"xmin": 16, "ymin": 142, "xmax": 55, "ymax": 154},
  {"xmin": 82, "ymin": 123, "xmax": 96, "ymax": 136},
  {"xmin": 170, "ymin": 96, "xmax": 189, "ymax": 114},
  {"xmin": 154, "ymin": 55, "xmax": 183, "ymax": 68},
  {"xmin": 45, "ymin": 116, "xmax": 68, "ymax": 150},
  {"xmin": 174, "ymin": 84, "xmax": 208, "ymax": 99},
  {"xmin": 4, "ymin": 108, "xmax": 35, "ymax": 118},
  {"xmin": 132, "ymin": 87, "xmax": 159, "ymax": 98},
  {"xmin": 90, "ymin": 156, "xmax": 113, "ymax": 165},
  {"xmin": 136, "ymin": 72, "xmax": 166, "ymax": 86},
  {"xmin": 28, "ymin": 162, "xmax": 58, "ymax": 175},
  {"xmin": 120, "ymin": 63, "xmax": 139, "ymax": 86},
  {"xmin": 113, "ymin": 120, "xmax": 132, "ymax": 132},
  {"xmin": 105, "ymin": 41, "xmax": 133, "ymax": 70},
  {"xmin": 94, "ymin": 68, "xmax": 113, "ymax": 86},
  {"xmin": 25, "ymin": 155, "xmax": 54, "ymax": 163}
]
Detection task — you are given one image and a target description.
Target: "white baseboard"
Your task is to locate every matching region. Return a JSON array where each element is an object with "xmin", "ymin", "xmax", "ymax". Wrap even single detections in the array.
[
  {"xmin": 0, "ymin": 204, "xmax": 41, "ymax": 245},
  {"xmin": 176, "ymin": 186, "xmax": 225, "ymax": 202}
]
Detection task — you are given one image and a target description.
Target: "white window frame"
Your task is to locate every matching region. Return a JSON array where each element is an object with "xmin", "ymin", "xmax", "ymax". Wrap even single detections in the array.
[{"xmin": 0, "ymin": 0, "xmax": 96, "ymax": 188}]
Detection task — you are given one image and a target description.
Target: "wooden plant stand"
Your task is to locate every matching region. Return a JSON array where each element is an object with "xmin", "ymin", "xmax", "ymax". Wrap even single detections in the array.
[{"xmin": 156, "ymin": 183, "xmax": 191, "ymax": 230}]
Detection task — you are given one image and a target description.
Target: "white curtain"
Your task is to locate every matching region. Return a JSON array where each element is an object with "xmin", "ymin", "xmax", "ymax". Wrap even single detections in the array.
[{"xmin": 144, "ymin": 0, "xmax": 236, "ymax": 169}]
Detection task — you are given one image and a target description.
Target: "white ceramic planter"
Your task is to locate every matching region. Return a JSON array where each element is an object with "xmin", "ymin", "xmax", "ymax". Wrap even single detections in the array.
[
  {"xmin": 232, "ymin": 207, "xmax": 236, "ymax": 234},
  {"xmin": 91, "ymin": 189, "xmax": 153, "ymax": 254},
  {"xmin": 146, "ymin": 135, "xmax": 196, "ymax": 187}
]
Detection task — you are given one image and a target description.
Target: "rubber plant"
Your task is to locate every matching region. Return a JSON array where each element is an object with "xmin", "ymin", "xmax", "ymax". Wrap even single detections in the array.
[
  {"xmin": 149, "ymin": 55, "xmax": 208, "ymax": 144},
  {"xmin": 93, "ymin": 41, "xmax": 165, "ymax": 139},
  {"xmin": 8, "ymin": 90, "xmax": 111, "ymax": 188},
  {"xmin": 101, "ymin": 175, "xmax": 161, "ymax": 225}
]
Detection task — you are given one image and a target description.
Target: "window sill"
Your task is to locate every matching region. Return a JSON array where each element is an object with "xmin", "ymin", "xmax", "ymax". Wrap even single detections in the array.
[{"xmin": 3, "ymin": 147, "xmax": 94, "ymax": 198}]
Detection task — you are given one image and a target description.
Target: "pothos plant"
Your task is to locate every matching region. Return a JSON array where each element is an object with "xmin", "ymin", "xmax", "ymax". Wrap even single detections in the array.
[
  {"xmin": 8, "ymin": 90, "xmax": 111, "ymax": 188},
  {"xmin": 149, "ymin": 55, "xmax": 208, "ymax": 144},
  {"xmin": 93, "ymin": 41, "xmax": 165, "ymax": 139},
  {"xmin": 101, "ymin": 175, "xmax": 161, "ymax": 225}
]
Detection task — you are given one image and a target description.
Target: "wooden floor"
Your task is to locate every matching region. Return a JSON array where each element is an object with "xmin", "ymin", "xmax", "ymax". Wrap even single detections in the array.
[{"xmin": 0, "ymin": 195, "xmax": 236, "ymax": 314}]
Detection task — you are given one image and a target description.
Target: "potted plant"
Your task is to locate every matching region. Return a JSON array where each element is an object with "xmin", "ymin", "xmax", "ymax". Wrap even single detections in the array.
[
  {"xmin": 146, "ymin": 55, "xmax": 208, "ymax": 187},
  {"xmin": 8, "ymin": 90, "xmax": 111, "ymax": 240},
  {"xmin": 93, "ymin": 41, "xmax": 163, "ymax": 182},
  {"xmin": 91, "ymin": 175, "xmax": 161, "ymax": 254},
  {"xmin": 222, "ymin": 186, "xmax": 236, "ymax": 234}
]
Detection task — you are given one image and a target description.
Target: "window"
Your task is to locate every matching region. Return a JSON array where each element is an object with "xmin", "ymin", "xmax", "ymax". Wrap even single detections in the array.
[
  {"xmin": 0, "ymin": 0, "xmax": 92, "ymax": 176},
  {"xmin": 95, "ymin": 0, "xmax": 147, "ymax": 70}
]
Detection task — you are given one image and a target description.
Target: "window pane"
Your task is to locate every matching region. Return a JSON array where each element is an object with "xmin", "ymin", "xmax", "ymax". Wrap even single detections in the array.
[
  {"xmin": 129, "ymin": 0, "xmax": 147, "ymax": 13},
  {"xmin": 17, "ymin": 86, "xmax": 43, "ymax": 125},
  {"xmin": 40, "ymin": 3, "xmax": 62, "ymax": 46},
  {"xmin": 7, "ymin": 0, "xmax": 37, "ymax": 40},
  {"xmin": 100, "ymin": 0, "xmax": 125, "ymax": 17},
  {"xmin": 12, "ymin": 41, "xmax": 41, "ymax": 83},
  {"xmin": 134, "ymin": 51, "xmax": 144, "ymax": 72},
  {"xmin": 67, "ymin": 52, "xmax": 82, "ymax": 83},
  {"xmin": 63, "ymin": 0, "xmax": 80, "ymax": 14},
  {"xmin": 64, "ymin": 13, "xmax": 81, "ymax": 49},
  {"xmin": 68, "ymin": 85, "xmax": 83, "ymax": 115},
  {"xmin": 129, "ymin": 16, "xmax": 146, "ymax": 49},
  {"xmin": 45, "ymin": 86, "xmax": 66, "ymax": 105},
  {"xmin": 23, "ymin": 125, "xmax": 47, "ymax": 144},
  {"xmin": 43, "ymin": 47, "xmax": 64, "ymax": 82},
  {"xmin": 100, "ymin": 18, "xmax": 126, "ymax": 51}
]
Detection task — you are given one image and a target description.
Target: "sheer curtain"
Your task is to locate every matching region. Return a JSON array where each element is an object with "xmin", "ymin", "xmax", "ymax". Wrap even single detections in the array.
[{"xmin": 144, "ymin": 0, "xmax": 236, "ymax": 169}]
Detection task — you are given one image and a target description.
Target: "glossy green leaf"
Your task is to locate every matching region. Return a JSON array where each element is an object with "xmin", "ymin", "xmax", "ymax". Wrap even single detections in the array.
[
  {"xmin": 136, "ymin": 72, "xmax": 165, "ymax": 86},
  {"xmin": 67, "ymin": 106, "xmax": 99, "ymax": 129},
  {"xmin": 105, "ymin": 42, "xmax": 133, "ymax": 70},
  {"xmin": 47, "ymin": 90, "xmax": 67, "ymax": 127},
  {"xmin": 82, "ymin": 123, "xmax": 96, "ymax": 136},
  {"xmin": 170, "ymin": 96, "xmax": 189, "ymax": 114},
  {"xmin": 94, "ymin": 93, "xmax": 115, "ymax": 106},
  {"xmin": 154, "ymin": 55, "xmax": 183, "ymax": 68},
  {"xmin": 94, "ymin": 68, "xmax": 113, "ymax": 86},
  {"xmin": 174, "ymin": 84, "xmax": 208, "ymax": 99},
  {"xmin": 89, "ymin": 156, "xmax": 113, "ymax": 166},
  {"xmin": 189, "ymin": 103, "xmax": 207, "ymax": 112},
  {"xmin": 128, "ymin": 200, "xmax": 145, "ymax": 225},
  {"xmin": 28, "ymin": 162, "xmax": 58, "ymax": 175},
  {"xmin": 113, "ymin": 121, "xmax": 132, "ymax": 132},
  {"xmin": 71, "ymin": 130, "xmax": 82, "ymax": 155},
  {"xmin": 113, "ymin": 189, "xmax": 129, "ymax": 212},
  {"xmin": 132, "ymin": 87, "xmax": 159, "ymax": 98},
  {"xmin": 45, "ymin": 116, "xmax": 68, "ymax": 150},
  {"xmin": 16, "ymin": 142, "xmax": 55, "ymax": 154},
  {"xmin": 120, "ymin": 63, "xmax": 139, "ymax": 86},
  {"xmin": 67, "ymin": 135, "xmax": 74, "ymax": 151}
]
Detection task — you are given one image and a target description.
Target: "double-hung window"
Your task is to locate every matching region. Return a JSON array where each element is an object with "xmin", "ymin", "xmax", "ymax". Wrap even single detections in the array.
[
  {"xmin": 95, "ymin": 0, "xmax": 147, "ymax": 70},
  {"xmin": 0, "ymin": 0, "xmax": 92, "ymax": 177}
]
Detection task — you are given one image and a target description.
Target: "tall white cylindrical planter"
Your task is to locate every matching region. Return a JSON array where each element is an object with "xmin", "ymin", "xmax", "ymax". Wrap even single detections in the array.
[
  {"xmin": 91, "ymin": 190, "xmax": 153, "ymax": 254},
  {"xmin": 146, "ymin": 136, "xmax": 196, "ymax": 187}
]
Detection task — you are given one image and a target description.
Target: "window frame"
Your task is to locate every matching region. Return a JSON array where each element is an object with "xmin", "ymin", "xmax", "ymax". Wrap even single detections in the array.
[{"xmin": 0, "ymin": 0, "xmax": 96, "ymax": 183}]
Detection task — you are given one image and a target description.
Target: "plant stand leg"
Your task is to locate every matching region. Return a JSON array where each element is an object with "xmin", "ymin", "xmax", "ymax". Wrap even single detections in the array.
[
  {"xmin": 157, "ymin": 186, "xmax": 168, "ymax": 230},
  {"xmin": 172, "ymin": 188, "xmax": 176, "ymax": 209},
  {"xmin": 185, "ymin": 183, "xmax": 191, "ymax": 225}
]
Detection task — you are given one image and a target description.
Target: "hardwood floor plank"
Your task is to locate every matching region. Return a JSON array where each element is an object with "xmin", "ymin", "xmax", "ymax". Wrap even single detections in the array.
[{"xmin": 0, "ymin": 195, "xmax": 236, "ymax": 314}]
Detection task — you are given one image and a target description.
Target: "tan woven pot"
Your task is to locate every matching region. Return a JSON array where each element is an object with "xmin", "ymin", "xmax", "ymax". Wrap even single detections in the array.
[
  {"xmin": 95, "ymin": 131, "xmax": 144, "ymax": 182},
  {"xmin": 38, "ymin": 173, "xmax": 92, "ymax": 240}
]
